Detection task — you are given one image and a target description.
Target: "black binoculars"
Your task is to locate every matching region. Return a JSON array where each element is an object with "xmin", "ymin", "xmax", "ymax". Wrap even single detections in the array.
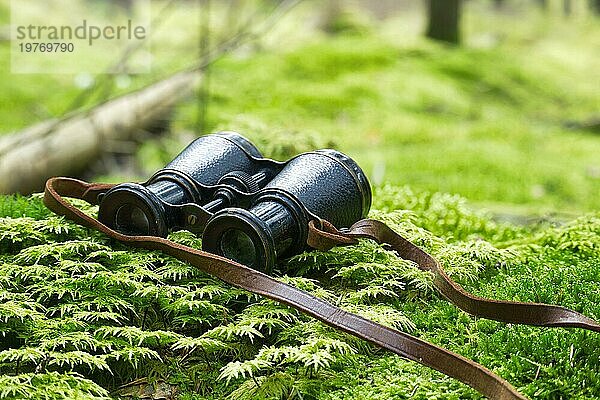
[{"xmin": 98, "ymin": 132, "xmax": 371, "ymax": 272}]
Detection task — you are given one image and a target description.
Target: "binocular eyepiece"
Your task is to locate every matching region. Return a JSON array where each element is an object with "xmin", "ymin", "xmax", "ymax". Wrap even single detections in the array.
[{"xmin": 98, "ymin": 132, "xmax": 371, "ymax": 272}]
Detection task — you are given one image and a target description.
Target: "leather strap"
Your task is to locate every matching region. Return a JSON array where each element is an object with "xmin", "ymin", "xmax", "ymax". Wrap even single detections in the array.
[
  {"xmin": 43, "ymin": 177, "xmax": 532, "ymax": 399},
  {"xmin": 308, "ymin": 220, "xmax": 600, "ymax": 331}
]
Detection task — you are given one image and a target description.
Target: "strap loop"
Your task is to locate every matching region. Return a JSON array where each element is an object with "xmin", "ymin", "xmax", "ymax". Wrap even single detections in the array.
[{"xmin": 307, "ymin": 219, "xmax": 357, "ymax": 250}]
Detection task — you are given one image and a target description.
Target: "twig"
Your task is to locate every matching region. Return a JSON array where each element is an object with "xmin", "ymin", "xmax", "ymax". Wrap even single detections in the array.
[{"xmin": 64, "ymin": 0, "xmax": 180, "ymax": 114}]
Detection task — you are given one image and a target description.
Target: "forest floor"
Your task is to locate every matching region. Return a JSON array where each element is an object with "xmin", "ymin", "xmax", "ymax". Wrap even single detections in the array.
[{"xmin": 1, "ymin": 1, "xmax": 600, "ymax": 399}]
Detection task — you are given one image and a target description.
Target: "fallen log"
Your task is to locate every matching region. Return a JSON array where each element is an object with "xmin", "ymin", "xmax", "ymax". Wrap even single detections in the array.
[{"xmin": 0, "ymin": 71, "xmax": 201, "ymax": 194}]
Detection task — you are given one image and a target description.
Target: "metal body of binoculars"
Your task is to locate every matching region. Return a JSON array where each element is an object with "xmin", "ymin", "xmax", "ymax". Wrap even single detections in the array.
[{"xmin": 98, "ymin": 132, "xmax": 371, "ymax": 272}]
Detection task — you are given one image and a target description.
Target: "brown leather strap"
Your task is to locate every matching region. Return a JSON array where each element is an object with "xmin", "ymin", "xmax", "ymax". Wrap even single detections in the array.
[
  {"xmin": 308, "ymin": 219, "xmax": 600, "ymax": 331},
  {"xmin": 42, "ymin": 177, "xmax": 527, "ymax": 400}
]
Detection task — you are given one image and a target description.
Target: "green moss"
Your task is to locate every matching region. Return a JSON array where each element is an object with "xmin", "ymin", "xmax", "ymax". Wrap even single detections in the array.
[
  {"xmin": 283, "ymin": 37, "xmax": 398, "ymax": 81},
  {"xmin": 1, "ymin": 186, "xmax": 600, "ymax": 399},
  {"xmin": 161, "ymin": 15, "xmax": 600, "ymax": 213}
]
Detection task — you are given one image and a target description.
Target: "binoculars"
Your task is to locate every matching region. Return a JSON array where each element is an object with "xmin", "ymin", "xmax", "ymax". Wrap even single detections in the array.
[{"xmin": 98, "ymin": 132, "xmax": 371, "ymax": 272}]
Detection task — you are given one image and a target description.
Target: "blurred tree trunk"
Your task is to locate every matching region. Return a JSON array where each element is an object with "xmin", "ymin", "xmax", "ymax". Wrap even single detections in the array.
[
  {"xmin": 563, "ymin": 0, "xmax": 572, "ymax": 15},
  {"xmin": 319, "ymin": 0, "xmax": 342, "ymax": 33},
  {"xmin": 426, "ymin": 0, "xmax": 461, "ymax": 45},
  {"xmin": 591, "ymin": 0, "xmax": 600, "ymax": 14},
  {"xmin": 537, "ymin": 0, "xmax": 548, "ymax": 10},
  {"xmin": 494, "ymin": 0, "xmax": 505, "ymax": 9}
]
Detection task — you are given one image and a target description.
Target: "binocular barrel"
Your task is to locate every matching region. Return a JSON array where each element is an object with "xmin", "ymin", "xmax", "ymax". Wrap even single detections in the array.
[
  {"xmin": 97, "ymin": 132, "xmax": 371, "ymax": 272},
  {"xmin": 202, "ymin": 150, "xmax": 371, "ymax": 272},
  {"xmin": 98, "ymin": 132, "xmax": 271, "ymax": 237}
]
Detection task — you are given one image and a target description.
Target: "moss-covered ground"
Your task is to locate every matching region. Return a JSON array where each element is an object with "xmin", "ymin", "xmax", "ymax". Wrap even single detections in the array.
[{"xmin": 1, "ymin": 190, "xmax": 600, "ymax": 399}]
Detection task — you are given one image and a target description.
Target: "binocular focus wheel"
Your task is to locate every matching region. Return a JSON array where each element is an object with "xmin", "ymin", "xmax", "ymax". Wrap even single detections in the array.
[{"xmin": 218, "ymin": 171, "xmax": 261, "ymax": 193}]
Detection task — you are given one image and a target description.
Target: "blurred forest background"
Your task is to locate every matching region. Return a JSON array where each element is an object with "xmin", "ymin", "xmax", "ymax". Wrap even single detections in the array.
[{"xmin": 0, "ymin": 0, "xmax": 598, "ymax": 217}]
